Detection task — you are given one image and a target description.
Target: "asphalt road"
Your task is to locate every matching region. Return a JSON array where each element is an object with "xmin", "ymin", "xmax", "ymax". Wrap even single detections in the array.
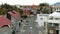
[
  {"xmin": 16, "ymin": 15, "xmax": 39, "ymax": 34},
  {"xmin": 24, "ymin": 16, "xmax": 38, "ymax": 34}
]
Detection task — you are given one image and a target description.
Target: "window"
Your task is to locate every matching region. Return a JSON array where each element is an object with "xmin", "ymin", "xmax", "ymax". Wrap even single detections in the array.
[
  {"xmin": 40, "ymin": 18, "xmax": 43, "ymax": 20},
  {"xmin": 40, "ymin": 15, "xmax": 42, "ymax": 16},
  {"xmin": 57, "ymin": 11, "xmax": 60, "ymax": 12},
  {"xmin": 54, "ymin": 23, "xmax": 59, "ymax": 26},
  {"xmin": 55, "ymin": 18, "xmax": 59, "ymax": 20},
  {"xmin": 48, "ymin": 23, "xmax": 52, "ymax": 26},
  {"xmin": 50, "ymin": 17, "xmax": 53, "ymax": 20}
]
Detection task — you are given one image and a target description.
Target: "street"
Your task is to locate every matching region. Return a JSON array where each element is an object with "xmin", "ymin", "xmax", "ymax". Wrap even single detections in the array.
[{"xmin": 16, "ymin": 15, "xmax": 39, "ymax": 34}]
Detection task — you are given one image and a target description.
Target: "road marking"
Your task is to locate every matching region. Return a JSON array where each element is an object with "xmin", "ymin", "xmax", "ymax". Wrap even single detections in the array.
[
  {"xmin": 21, "ymin": 29, "xmax": 25, "ymax": 32},
  {"xmin": 30, "ymin": 27, "xmax": 32, "ymax": 29},
  {"xmin": 23, "ymin": 24, "xmax": 26, "ymax": 26},
  {"xmin": 39, "ymin": 31, "xmax": 42, "ymax": 34}
]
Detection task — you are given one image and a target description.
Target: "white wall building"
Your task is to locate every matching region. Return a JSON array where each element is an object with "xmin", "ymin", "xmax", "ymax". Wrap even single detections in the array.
[
  {"xmin": 36, "ymin": 10, "xmax": 60, "ymax": 34},
  {"xmin": 35, "ymin": 14, "xmax": 49, "ymax": 27},
  {"xmin": 44, "ymin": 11, "xmax": 60, "ymax": 34}
]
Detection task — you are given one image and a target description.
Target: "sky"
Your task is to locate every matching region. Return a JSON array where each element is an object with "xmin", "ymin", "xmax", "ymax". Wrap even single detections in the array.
[{"xmin": 0, "ymin": 0, "xmax": 60, "ymax": 5}]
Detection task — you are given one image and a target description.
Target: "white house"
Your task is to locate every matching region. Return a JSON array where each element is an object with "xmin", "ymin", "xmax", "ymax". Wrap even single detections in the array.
[
  {"xmin": 44, "ymin": 11, "xmax": 60, "ymax": 34},
  {"xmin": 35, "ymin": 13, "xmax": 49, "ymax": 27},
  {"xmin": 35, "ymin": 10, "xmax": 60, "ymax": 34}
]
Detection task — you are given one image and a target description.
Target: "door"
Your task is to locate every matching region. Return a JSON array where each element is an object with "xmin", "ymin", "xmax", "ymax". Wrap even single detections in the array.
[{"xmin": 56, "ymin": 30, "xmax": 59, "ymax": 34}]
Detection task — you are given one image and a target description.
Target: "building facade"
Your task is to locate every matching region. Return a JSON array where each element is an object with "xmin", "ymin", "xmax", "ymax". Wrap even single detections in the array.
[
  {"xmin": 44, "ymin": 12, "xmax": 60, "ymax": 34},
  {"xmin": 35, "ymin": 13, "xmax": 49, "ymax": 27},
  {"xmin": 51, "ymin": 2, "xmax": 60, "ymax": 12},
  {"xmin": 36, "ymin": 10, "xmax": 60, "ymax": 34}
]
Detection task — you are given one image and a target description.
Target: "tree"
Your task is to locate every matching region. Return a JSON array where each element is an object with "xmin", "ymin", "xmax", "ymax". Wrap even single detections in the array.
[
  {"xmin": 39, "ymin": 3, "xmax": 52, "ymax": 14},
  {"xmin": 18, "ymin": 8, "xmax": 23, "ymax": 17},
  {"xmin": 1, "ymin": 3, "xmax": 13, "ymax": 14},
  {"xmin": 2, "ymin": 3, "xmax": 13, "ymax": 10},
  {"xmin": 0, "ymin": 9, "xmax": 4, "ymax": 15}
]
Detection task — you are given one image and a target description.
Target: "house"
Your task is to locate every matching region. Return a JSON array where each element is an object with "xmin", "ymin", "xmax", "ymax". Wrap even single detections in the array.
[
  {"xmin": 0, "ymin": 10, "xmax": 20, "ymax": 34},
  {"xmin": 0, "ymin": 15, "xmax": 12, "ymax": 34},
  {"xmin": 0, "ymin": 15, "xmax": 11, "ymax": 28},
  {"xmin": 21, "ymin": 5, "xmax": 39, "ymax": 16},
  {"xmin": 23, "ymin": 6, "xmax": 32, "ymax": 16},
  {"xmin": 44, "ymin": 11, "xmax": 60, "ymax": 34},
  {"xmin": 31, "ymin": 4, "xmax": 38, "ymax": 15},
  {"xmin": 35, "ymin": 13, "xmax": 49, "ymax": 27},
  {"xmin": 51, "ymin": 2, "xmax": 60, "ymax": 12},
  {"xmin": 35, "ymin": 10, "xmax": 60, "ymax": 34},
  {"xmin": 8, "ymin": 10, "xmax": 20, "ymax": 26}
]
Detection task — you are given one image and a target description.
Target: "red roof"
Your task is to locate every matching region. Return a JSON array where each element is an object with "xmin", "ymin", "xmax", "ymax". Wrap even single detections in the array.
[
  {"xmin": 8, "ymin": 11, "xmax": 20, "ymax": 19},
  {"xmin": 13, "ymin": 10, "xmax": 20, "ymax": 16},
  {"xmin": 0, "ymin": 15, "xmax": 11, "ymax": 27}
]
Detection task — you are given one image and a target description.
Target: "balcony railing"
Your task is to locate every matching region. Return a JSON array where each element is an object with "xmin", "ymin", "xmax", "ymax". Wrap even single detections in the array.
[
  {"xmin": 47, "ymin": 23, "xmax": 59, "ymax": 30},
  {"xmin": 45, "ymin": 19, "xmax": 60, "ymax": 23}
]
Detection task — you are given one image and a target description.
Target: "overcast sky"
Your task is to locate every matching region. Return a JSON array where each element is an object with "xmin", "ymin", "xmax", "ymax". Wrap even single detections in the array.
[{"xmin": 0, "ymin": 0, "xmax": 60, "ymax": 5}]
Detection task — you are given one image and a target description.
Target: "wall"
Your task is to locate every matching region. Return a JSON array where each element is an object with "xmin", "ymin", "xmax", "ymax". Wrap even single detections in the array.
[{"xmin": 36, "ymin": 14, "xmax": 48, "ymax": 27}]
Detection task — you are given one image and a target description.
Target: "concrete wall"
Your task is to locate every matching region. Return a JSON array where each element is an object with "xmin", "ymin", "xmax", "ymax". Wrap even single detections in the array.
[{"xmin": 36, "ymin": 14, "xmax": 49, "ymax": 27}]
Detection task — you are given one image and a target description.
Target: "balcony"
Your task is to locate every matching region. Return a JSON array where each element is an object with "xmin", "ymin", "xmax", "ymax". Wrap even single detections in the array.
[
  {"xmin": 45, "ymin": 18, "xmax": 60, "ymax": 23},
  {"xmin": 47, "ymin": 23, "xmax": 59, "ymax": 30}
]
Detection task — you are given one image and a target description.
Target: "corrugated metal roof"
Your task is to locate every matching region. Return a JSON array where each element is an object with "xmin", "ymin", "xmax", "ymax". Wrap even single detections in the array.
[
  {"xmin": 0, "ymin": 15, "xmax": 11, "ymax": 27},
  {"xmin": 8, "ymin": 11, "xmax": 20, "ymax": 19}
]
